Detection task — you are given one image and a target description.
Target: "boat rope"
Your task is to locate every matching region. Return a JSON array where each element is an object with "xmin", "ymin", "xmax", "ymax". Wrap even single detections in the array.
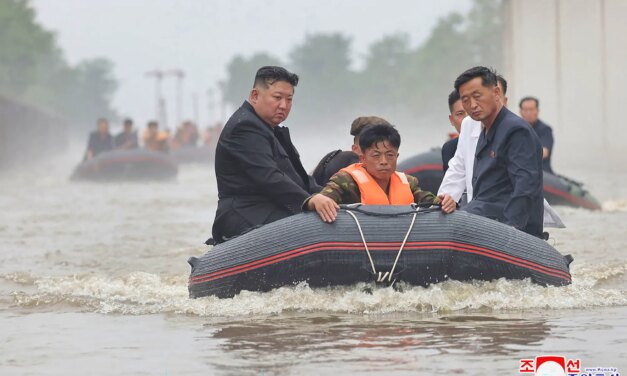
[
  {"xmin": 388, "ymin": 210, "xmax": 418, "ymax": 282},
  {"xmin": 345, "ymin": 208, "xmax": 419, "ymax": 283},
  {"xmin": 345, "ymin": 210, "xmax": 377, "ymax": 276}
]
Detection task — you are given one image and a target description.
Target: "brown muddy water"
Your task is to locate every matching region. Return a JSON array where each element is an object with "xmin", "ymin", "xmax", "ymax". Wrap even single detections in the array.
[{"xmin": 0, "ymin": 148, "xmax": 625, "ymax": 375}]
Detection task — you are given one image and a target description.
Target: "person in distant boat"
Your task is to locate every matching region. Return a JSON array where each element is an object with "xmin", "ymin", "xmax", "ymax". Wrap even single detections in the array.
[
  {"xmin": 143, "ymin": 121, "xmax": 169, "ymax": 153},
  {"xmin": 171, "ymin": 121, "xmax": 199, "ymax": 150},
  {"xmin": 519, "ymin": 96, "xmax": 554, "ymax": 173},
  {"xmin": 84, "ymin": 118, "xmax": 114, "ymax": 160},
  {"xmin": 211, "ymin": 66, "xmax": 321, "ymax": 243},
  {"xmin": 312, "ymin": 116, "xmax": 390, "ymax": 186},
  {"xmin": 441, "ymin": 90, "xmax": 467, "ymax": 173},
  {"xmin": 305, "ymin": 124, "xmax": 457, "ymax": 223},
  {"xmin": 203, "ymin": 122, "xmax": 223, "ymax": 149},
  {"xmin": 453, "ymin": 66, "xmax": 544, "ymax": 237},
  {"xmin": 114, "ymin": 118, "xmax": 138, "ymax": 150}
]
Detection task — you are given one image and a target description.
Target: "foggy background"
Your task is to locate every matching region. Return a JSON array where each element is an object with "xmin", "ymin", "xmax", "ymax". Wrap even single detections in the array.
[{"xmin": 1, "ymin": 0, "xmax": 625, "ymax": 170}]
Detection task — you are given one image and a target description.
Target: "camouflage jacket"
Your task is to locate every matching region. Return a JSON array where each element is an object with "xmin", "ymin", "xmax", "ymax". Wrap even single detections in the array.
[{"xmin": 304, "ymin": 170, "xmax": 440, "ymax": 208}]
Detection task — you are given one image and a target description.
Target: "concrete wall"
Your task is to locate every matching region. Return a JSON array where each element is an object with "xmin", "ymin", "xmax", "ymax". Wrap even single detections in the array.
[
  {"xmin": 0, "ymin": 95, "xmax": 68, "ymax": 169},
  {"xmin": 503, "ymin": 0, "xmax": 627, "ymax": 169}
]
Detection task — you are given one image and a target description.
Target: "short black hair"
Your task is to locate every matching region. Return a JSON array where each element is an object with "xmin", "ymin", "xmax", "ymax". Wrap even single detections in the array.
[
  {"xmin": 253, "ymin": 66, "xmax": 299, "ymax": 88},
  {"xmin": 123, "ymin": 118, "xmax": 133, "ymax": 126},
  {"xmin": 519, "ymin": 96, "xmax": 539, "ymax": 109},
  {"xmin": 497, "ymin": 75, "xmax": 508, "ymax": 95},
  {"xmin": 454, "ymin": 66, "xmax": 498, "ymax": 94},
  {"xmin": 448, "ymin": 90, "xmax": 461, "ymax": 113},
  {"xmin": 359, "ymin": 124, "xmax": 401, "ymax": 152}
]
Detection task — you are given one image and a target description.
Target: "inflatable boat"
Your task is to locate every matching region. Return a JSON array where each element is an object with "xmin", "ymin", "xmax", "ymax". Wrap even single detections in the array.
[
  {"xmin": 398, "ymin": 148, "xmax": 601, "ymax": 210},
  {"xmin": 71, "ymin": 149, "xmax": 178, "ymax": 181},
  {"xmin": 188, "ymin": 205, "xmax": 573, "ymax": 299}
]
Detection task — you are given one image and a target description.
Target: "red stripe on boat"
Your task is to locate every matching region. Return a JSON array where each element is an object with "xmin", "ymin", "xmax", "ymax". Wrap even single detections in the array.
[{"xmin": 190, "ymin": 241, "xmax": 571, "ymax": 285}]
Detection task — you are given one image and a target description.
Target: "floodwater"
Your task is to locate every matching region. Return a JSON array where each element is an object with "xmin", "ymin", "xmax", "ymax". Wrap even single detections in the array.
[{"xmin": 1, "ymin": 146, "xmax": 626, "ymax": 375}]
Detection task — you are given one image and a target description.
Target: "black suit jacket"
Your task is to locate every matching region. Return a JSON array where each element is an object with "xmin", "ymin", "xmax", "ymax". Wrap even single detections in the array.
[
  {"xmin": 212, "ymin": 101, "xmax": 320, "ymax": 242},
  {"xmin": 441, "ymin": 137, "xmax": 459, "ymax": 173}
]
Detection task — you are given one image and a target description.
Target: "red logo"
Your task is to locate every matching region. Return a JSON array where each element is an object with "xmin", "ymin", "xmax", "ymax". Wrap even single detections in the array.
[{"xmin": 519, "ymin": 355, "xmax": 581, "ymax": 375}]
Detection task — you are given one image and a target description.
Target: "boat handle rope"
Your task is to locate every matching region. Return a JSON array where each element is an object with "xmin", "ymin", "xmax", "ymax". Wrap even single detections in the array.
[{"xmin": 345, "ymin": 208, "xmax": 419, "ymax": 284}]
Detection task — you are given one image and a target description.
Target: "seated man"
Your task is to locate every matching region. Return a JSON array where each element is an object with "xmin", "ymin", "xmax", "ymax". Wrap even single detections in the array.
[
  {"xmin": 306, "ymin": 124, "xmax": 456, "ymax": 222},
  {"xmin": 212, "ymin": 66, "xmax": 321, "ymax": 243},
  {"xmin": 454, "ymin": 66, "xmax": 544, "ymax": 237},
  {"xmin": 312, "ymin": 116, "xmax": 390, "ymax": 186},
  {"xmin": 84, "ymin": 118, "xmax": 114, "ymax": 160},
  {"xmin": 114, "ymin": 118, "xmax": 139, "ymax": 150},
  {"xmin": 143, "ymin": 121, "xmax": 169, "ymax": 153}
]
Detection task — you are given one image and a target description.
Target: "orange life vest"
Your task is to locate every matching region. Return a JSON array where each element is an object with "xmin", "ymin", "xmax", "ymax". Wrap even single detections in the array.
[{"xmin": 341, "ymin": 163, "xmax": 414, "ymax": 205}]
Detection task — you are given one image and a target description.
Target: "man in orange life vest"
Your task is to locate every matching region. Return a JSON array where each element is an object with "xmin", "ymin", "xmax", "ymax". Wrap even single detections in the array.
[{"xmin": 305, "ymin": 124, "xmax": 457, "ymax": 222}]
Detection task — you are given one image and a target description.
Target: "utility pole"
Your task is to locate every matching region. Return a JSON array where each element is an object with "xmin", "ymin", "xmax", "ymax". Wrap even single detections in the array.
[
  {"xmin": 207, "ymin": 88, "xmax": 216, "ymax": 124},
  {"xmin": 192, "ymin": 92, "xmax": 199, "ymax": 127},
  {"xmin": 145, "ymin": 69, "xmax": 167, "ymax": 129},
  {"xmin": 165, "ymin": 69, "xmax": 185, "ymax": 126}
]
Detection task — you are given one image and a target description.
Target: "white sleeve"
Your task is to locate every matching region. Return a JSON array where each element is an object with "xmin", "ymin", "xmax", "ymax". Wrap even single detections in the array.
[
  {"xmin": 543, "ymin": 199, "xmax": 566, "ymax": 228},
  {"xmin": 438, "ymin": 129, "xmax": 467, "ymax": 202}
]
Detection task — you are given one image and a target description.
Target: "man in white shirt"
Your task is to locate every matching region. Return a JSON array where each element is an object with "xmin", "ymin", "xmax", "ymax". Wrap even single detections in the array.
[{"xmin": 438, "ymin": 75, "xmax": 564, "ymax": 229}]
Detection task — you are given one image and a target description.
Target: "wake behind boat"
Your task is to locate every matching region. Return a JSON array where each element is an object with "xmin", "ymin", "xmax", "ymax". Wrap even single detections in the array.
[
  {"xmin": 188, "ymin": 205, "xmax": 573, "ymax": 299},
  {"xmin": 71, "ymin": 149, "xmax": 178, "ymax": 181}
]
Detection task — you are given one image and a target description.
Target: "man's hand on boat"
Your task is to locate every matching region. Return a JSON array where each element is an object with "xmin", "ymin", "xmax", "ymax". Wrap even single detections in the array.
[
  {"xmin": 307, "ymin": 194, "xmax": 340, "ymax": 223},
  {"xmin": 307, "ymin": 193, "xmax": 457, "ymax": 223},
  {"xmin": 438, "ymin": 193, "xmax": 457, "ymax": 213}
]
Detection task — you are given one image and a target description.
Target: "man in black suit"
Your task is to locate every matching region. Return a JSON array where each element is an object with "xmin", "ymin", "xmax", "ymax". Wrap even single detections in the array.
[
  {"xmin": 519, "ymin": 96, "xmax": 555, "ymax": 173},
  {"xmin": 455, "ymin": 66, "xmax": 544, "ymax": 237},
  {"xmin": 211, "ymin": 66, "xmax": 321, "ymax": 243}
]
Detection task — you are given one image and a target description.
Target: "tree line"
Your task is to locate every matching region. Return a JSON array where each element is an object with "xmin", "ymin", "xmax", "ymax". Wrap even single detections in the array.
[
  {"xmin": 0, "ymin": 0, "xmax": 118, "ymax": 129},
  {"xmin": 220, "ymin": 0, "xmax": 504, "ymax": 129}
]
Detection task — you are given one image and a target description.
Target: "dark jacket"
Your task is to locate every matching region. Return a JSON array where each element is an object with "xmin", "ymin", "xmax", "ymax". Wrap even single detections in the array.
[
  {"xmin": 464, "ymin": 107, "xmax": 544, "ymax": 237},
  {"xmin": 312, "ymin": 150, "xmax": 359, "ymax": 186},
  {"xmin": 114, "ymin": 131, "xmax": 138, "ymax": 150},
  {"xmin": 85, "ymin": 131, "xmax": 113, "ymax": 160},
  {"xmin": 531, "ymin": 119, "xmax": 554, "ymax": 173},
  {"xmin": 441, "ymin": 137, "xmax": 459, "ymax": 173},
  {"xmin": 212, "ymin": 101, "xmax": 321, "ymax": 242}
]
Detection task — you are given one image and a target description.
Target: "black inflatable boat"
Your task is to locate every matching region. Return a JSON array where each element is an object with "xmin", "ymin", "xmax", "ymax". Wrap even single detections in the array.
[
  {"xmin": 398, "ymin": 148, "xmax": 601, "ymax": 210},
  {"xmin": 188, "ymin": 205, "xmax": 573, "ymax": 299},
  {"xmin": 71, "ymin": 149, "xmax": 178, "ymax": 181}
]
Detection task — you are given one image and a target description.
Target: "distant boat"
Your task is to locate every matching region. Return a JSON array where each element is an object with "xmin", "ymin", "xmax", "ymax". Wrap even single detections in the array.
[
  {"xmin": 398, "ymin": 148, "xmax": 601, "ymax": 210},
  {"xmin": 71, "ymin": 149, "xmax": 178, "ymax": 181}
]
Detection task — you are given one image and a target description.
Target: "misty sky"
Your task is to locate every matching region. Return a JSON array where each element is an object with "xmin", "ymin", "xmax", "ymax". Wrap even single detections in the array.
[{"xmin": 32, "ymin": 0, "xmax": 471, "ymax": 128}]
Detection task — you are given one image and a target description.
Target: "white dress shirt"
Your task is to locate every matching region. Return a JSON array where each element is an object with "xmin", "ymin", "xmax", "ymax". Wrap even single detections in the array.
[{"xmin": 438, "ymin": 116, "xmax": 565, "ymax": 228}]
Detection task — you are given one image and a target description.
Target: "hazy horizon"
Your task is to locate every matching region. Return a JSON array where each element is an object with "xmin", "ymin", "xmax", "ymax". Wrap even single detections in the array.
[{"xmin": 32, "ymin": 0, "xmax": 472, "ymax": 128}]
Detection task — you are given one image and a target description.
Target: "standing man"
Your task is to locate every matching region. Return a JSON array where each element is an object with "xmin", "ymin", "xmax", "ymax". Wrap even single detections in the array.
[
  {"xmin": 84, "ymin": 118, "xmax": 114, "ymax": 160},
  {"xmin": 441, "ymin": 90, "xmax": 467, "ymax": 173},
  {"xmin": 519, "ymin": 96, "xmax": 555, "ymax": 173},
  {"xmin": 212, "ymin": 66, "xmax": 321, "ymax": 243},
  {"xmin": 454, "ymin": 66, "xmax": 544, "ymax": 237}
]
